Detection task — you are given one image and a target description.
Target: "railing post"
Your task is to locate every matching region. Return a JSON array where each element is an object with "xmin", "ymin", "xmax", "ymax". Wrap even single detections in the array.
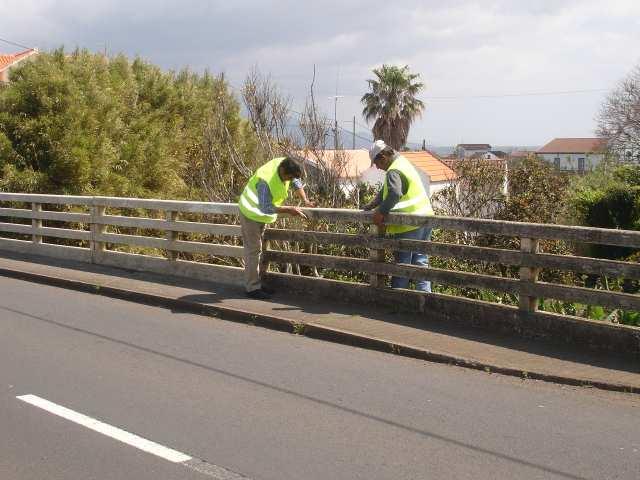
[
  {"xmin": 165, "ymin": 210, "xmax": 177, "ymax": 260},
  {"xmin": 90, "ymin": 204, "xmax": 106, "ymax": 263},
  {"xmin": 369, "ymin": 224, "xmax": 386, "ymax": 288},
  {"xmin": 32, "ymin": 203, "xmax": 42, "ymax": 245},
  {"xmin": 519, "ymin": 237, "xmax": 540, "ymax": 312},
  {"xmin": 260, "ymin": 224, "xmax": 270, "ymax": 280}
]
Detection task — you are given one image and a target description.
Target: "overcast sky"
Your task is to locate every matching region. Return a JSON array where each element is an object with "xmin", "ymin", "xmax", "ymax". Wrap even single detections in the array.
[{"xmin": 3, "ymin": 0, "xmax": 640, "ymax": 147}]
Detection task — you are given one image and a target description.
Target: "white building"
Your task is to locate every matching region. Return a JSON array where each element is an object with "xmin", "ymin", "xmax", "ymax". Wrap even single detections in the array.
[
  {"xmin": 454, "ymin": 143, "xmax": 492, "ymax": 159},
  {"xmin": 537, "ymin": 138, "xmax": 608, "ymax": 173}
]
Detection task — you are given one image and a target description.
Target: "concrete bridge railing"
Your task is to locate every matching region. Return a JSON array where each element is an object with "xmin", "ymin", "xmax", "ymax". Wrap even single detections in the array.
[{"xmin": 1, "ymin": 192, "xmax": 639, "ymax": 356}]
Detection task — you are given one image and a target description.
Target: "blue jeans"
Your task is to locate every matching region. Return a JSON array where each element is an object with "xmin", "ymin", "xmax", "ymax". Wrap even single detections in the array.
[{"xmin": 390, "ymin": 226, "xmax": 432, "ymax": 292}]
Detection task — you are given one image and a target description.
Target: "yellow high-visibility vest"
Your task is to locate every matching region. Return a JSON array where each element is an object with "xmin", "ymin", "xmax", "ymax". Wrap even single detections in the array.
[
  {"xmin": 238, "ymin": 158, "xmax": 290, "ymax": 224},
  {"xmin": 382, "ymin": 155, "xmax": 433, "ymax": 234}
]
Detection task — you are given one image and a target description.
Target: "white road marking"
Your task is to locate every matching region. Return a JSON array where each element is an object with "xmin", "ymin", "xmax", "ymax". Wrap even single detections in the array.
[
  {"xmin": 17, "ymin": 394, "xmax": 252, "ymax": 478},
  {"xmin": 183, "ymin": 459, "xmax": 251, "ymax": 479},
  {"xmin": 17, "ymin": 394, "xmax": 191, "ymax": 462}
]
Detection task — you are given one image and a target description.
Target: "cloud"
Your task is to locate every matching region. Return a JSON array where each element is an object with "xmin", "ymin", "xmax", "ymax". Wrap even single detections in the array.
[{"xmin": 2, "ymin": 0, "xmax": 640, "ymax": 145}]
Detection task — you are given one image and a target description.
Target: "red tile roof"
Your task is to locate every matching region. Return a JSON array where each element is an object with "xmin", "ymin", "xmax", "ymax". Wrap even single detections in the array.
[
  {"xmin": 401, "ymin": 151, "xmax": 457, "ymax": 182},
  {"xmin": 537, "ymin": 138, "xmax": 608, "ymax": 154},
  {"xmin": 0, "ymin": 49, "xmax": 38, "ymax": 72},
  {"xmin": 301, "ymin": 149, "xmax": 457, "ymax": 182}
]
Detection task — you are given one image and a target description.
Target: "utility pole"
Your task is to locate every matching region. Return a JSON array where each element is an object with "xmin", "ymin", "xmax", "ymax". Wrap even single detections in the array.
[
  {"xmin": 328, "ymin": 95, "xmax": 344, "ymax": 150},
  {"xmin": 329, "ymin": 65, "xmax": 344, "ymax": 151},
  {"xmin": 353, "ymin": 116, "xmax": 356, "ymax": 149}
]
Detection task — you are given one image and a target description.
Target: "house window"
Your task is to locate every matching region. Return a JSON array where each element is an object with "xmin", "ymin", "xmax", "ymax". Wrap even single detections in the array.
[
  {"xmin": 554, "ymin": 157, "xmax": 560, "ymax": 170},
  {"xmin": 578, "ymin": 158, "xmax": 585, "ymax": 172}
]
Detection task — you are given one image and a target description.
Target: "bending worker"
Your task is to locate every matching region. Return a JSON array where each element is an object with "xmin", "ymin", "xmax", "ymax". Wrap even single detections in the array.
[
  {"xmin": 238, "ymin": 156, "xmax": 315, "ymax": 300},
  {"xmin": 363, "ymin": 140, "xmax": 434, "ymax": 292}
]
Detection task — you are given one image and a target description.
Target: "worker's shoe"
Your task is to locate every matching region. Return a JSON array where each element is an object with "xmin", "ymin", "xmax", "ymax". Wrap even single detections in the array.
[{"xmin": 246, "ymin": 289, "xmax": 271, "ymax": 300}]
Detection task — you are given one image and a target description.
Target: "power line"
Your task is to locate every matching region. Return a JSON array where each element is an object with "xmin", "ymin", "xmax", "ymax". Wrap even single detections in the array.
[
  {"xmin": 338, "ymin": 124, "xmax": 371, "ymax": 143},
  {"xmin": 424, "ymin": 88, "xmax": 608, "ymax": 100},
  {"xmin": 0, "ymin": 36, "xmax": 33, "ymax": 50},
  {"xmin": 355, "ymin": 119, "xmax": 370, "ymax": 131},
  {"xmin": 348, "ymin": 122, "xmax": 422, "ymax": 148},
  {"xmin": 336, "ymin": 123, "xmax": 423, "ymax": 149},
  {"xmin": 316, "ymin": 88, "xmax": 608, "ymax": 100},
  {"xmin": 222, "ymin": 79, "xmax": 424, "ymax": 148}
]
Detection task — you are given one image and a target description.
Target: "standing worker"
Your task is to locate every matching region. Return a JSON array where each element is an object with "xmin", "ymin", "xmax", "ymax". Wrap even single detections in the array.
[
  {"xmin": 239, "ymin": 156, "xmax": 315, "ymax": 299},
  {"xmin": 363, "ymin": 140, "xmax": 434, "ymax": 292}
]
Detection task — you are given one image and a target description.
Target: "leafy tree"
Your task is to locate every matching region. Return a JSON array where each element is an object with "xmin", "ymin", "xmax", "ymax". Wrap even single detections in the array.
[
  {"xmin": 433, "ymin": 157, "xmax": 505, "ymax": 221},
  {"xmin": 498, "ymin": 155, "xmax": 569, "ymax": 225},
  {"xmin": 597, "ymin": 63, "xmax": 640, "ymax": 162},
  {"xmin": 361, "ymin": 65, "xmax": 424, "ymax": 150},
  {"xmin": 0, "ymin": 48, "xmax": 246, "ymax": 199}
]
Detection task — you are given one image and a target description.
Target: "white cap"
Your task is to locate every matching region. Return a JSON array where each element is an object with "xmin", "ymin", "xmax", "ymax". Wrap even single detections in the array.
[{"xmin": 369, "ymin": 139, "xmax": 387, "ymax": 162}]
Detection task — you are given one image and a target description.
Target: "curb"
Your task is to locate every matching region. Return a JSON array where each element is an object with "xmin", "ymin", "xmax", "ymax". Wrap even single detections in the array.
[{"xmin": 2, "ymin": 266, "xmax": 638, "ymax": 395}]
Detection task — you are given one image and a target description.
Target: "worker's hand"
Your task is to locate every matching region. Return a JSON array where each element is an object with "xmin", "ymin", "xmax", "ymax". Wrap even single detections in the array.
[
  {"xmin": 372, "ymin": 211, "xmax": 385, "ymax": 226},
  {"xmin": 291, "ymin": 207, "xmax": 308, "ymax": 220},
  {"xmin": 304, "ymin": 199, "xmax": 317, "ymax": 208}
]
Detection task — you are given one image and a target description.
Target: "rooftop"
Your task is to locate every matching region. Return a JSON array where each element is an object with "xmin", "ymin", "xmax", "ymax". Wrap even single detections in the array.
[
  {"xmin": 537, "ymin": 138, "xmax": 608, "ymax": 154},
  {"xmin": 302, "ymin": 149, "xmax": 372, "ymax": 179},
  {"xmin": 301, "ymin": 149, "xmax": 457, "ymax": 182},
  {"xmin": 402, "ymin": 151, "xmax": 457, "ymax": 182},
  {"xmin": 0, "ymin": 49, "xmax": 38, "ymax": 73}
]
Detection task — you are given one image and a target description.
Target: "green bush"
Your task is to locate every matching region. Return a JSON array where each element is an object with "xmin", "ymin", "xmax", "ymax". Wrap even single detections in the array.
[
  {"xmin": 567, "ymin": 164, "xmax": 640, "ymax": 260},
  {"xmin": 0, "ymin": 48, "xmax": 243, "ymax": 199}
]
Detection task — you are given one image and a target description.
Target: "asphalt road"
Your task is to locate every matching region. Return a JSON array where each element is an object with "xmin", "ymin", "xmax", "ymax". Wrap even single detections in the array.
[{"xmin": 1, "ymin": 275, "xmax": 639, "ymax": 480}]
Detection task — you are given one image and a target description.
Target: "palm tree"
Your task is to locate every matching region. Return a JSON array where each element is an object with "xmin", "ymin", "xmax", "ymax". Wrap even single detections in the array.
[{"xmin": 361, "ymin": 65, "xmax": 425, "ymax": 150}]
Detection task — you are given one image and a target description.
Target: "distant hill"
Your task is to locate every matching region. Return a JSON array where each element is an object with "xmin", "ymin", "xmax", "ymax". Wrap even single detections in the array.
[
  {"xmin": 429, "ymin": 146, "xmax": 454, "ymax": 157},
  {"xmin": 335, "ymin": 129, "xmax": 375, "ymax": 150},
  {"xmin": 428, "ymin": 145, "xmax": 541, "ymax": 157},
  {"xmin": 494, "ymin": 146, "xmax": 541, "ymax": 153},
  {"xmin": 285, "ymin": 126, "xmax": 373, "ymax": 150},
  {"xmin": 288, "ymin": 125, "xmax": 541, "ymax": 155}
]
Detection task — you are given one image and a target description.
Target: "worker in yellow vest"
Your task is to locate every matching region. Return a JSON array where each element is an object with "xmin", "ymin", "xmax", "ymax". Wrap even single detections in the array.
[
  {"xmin": 239, "ymin": 156, "xmax": 315, "ymax": 299},
  {"xmin": 363, "ymin": 140, "xmax": 434, "ymax": 292}
]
